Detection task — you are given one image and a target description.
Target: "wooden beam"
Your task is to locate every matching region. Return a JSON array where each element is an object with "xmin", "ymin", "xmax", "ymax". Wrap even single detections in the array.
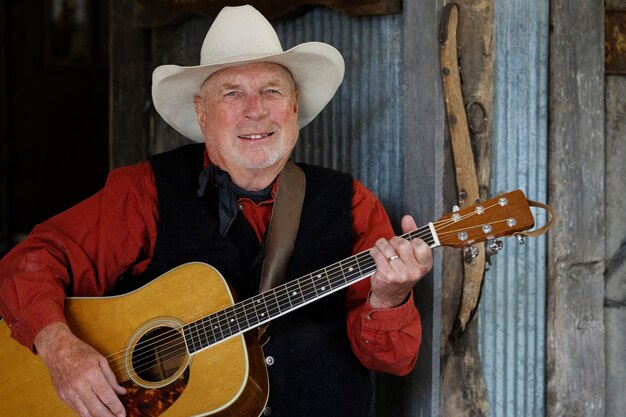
[
  {"xmin": 133, "ymin": 0, "xmax": 402, "ymax": 27},
  {"xmin": 547, "ymin": 0, "xmax": 605, "ymax": 415}
]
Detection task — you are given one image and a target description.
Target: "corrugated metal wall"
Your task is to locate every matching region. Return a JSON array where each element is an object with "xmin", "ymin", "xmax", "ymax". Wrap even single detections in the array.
[
  {"xmin": 479, "ymin": 1, "xmax": 549, "ymax": 416},
  {"xmin": 274, "ymin": 9, "xmax": 406, "ymax": 224}
]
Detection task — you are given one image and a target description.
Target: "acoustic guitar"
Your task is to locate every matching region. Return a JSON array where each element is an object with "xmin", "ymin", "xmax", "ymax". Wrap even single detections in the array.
[{"xmin": 0, "ymin": 190, "xmax": 535, "ymax": 416}]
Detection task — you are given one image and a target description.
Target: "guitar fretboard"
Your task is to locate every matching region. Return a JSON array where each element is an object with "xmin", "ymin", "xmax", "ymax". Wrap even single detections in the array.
[{"xmin": 182, "ymin": 225, "xmax": 436, "ymax": 355}]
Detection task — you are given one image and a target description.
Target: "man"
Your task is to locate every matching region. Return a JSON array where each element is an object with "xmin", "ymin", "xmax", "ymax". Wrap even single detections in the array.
[{"xmin": 0, "ymin": 5, "xmax": 432, "ymax": 417}]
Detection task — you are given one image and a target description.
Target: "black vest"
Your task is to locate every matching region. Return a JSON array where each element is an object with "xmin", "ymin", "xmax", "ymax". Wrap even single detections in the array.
[{"xmin": 118, "ymin": 144, "xmax": 373, "ymax": 417}]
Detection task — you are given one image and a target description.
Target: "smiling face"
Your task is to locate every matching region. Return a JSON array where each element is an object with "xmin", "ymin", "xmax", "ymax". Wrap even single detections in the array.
[{"xmin": 194, "ymin": 62, "xmax": 300, "ymax": 190}]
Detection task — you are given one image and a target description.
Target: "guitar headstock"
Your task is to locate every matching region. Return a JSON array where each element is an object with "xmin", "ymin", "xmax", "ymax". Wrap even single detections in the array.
[{"xmin": 434, "ymin": 190, "xmax": 535, "ymax": 248}]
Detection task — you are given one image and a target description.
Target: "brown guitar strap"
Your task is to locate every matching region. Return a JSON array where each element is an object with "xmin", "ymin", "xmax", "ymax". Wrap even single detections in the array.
[{"xmin": 256, "ymin": 160, "xmax": 306, "ymax": 342}]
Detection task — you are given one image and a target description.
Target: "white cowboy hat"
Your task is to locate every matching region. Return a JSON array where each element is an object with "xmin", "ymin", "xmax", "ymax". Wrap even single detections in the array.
[{"xmin": 151, "ymin": 4, "xmax": 345, "ymax": 143}]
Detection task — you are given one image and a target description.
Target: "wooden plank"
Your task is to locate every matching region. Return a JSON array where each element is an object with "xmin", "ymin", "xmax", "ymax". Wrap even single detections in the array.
[
  {"xmin": 110, "ymin": 0, "xmax": 151, "ymax": 168},
  {"xmin": 603, "ymin": 73, "xmax": 626, "ymax": 417},
  {"xmin": 547, "ymin": 0, "xmax": 605, "ymax": 415},
  {"xmin": 133, "ymin": 0, "xmax": 402, "ymax": 27}
]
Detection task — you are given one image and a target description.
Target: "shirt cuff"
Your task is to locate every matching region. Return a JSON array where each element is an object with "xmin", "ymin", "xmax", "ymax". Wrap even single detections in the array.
[
  {"xmin": 10, "ymin": 298, "xmax": 66, "ymax": 351},
  {"xmin": 361, "ymin": 291, "xmax": 416, "ymax": 331}
]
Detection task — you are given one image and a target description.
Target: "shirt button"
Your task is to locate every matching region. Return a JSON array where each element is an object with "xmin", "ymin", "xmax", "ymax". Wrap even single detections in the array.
[
  {"xmin": 265, "ymin": 356, "xmax": 275, "ymax": 366},
  {"xmin": 263, "ymin": 406, "xmax": 272, "ymax": 415}
]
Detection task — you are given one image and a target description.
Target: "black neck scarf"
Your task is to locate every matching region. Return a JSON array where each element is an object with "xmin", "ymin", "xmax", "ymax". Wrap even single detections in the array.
[{"xmin": 197, "ymin": 164, "xmax": 273, "ymax": 236}]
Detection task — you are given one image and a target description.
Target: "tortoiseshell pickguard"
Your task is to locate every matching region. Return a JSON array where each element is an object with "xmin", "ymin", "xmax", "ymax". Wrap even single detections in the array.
[{"xmin": 119, "ymin": 369, "xmax": 190, "ymax": 417}]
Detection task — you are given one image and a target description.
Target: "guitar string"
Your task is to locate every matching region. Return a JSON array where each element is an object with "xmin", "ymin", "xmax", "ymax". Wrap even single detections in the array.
[
  {"xmin": 105, "ymin": 210, "xmax": 489, "ymax": 377},
  {"xmin": 105, "ymin": 209, "xmax": 486, "ymax": 377},
  {"xmin": 105, "ymin": 226, "xmax": 436, "ymax": 377},
  {"xmin": 106, "ymin": 202, "xmax": 508, "ymax": 377}
]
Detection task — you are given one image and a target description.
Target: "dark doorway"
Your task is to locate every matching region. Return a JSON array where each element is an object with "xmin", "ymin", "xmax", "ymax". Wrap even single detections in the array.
[{"xmin": 0, "ymin": 0, "xmax": 109, "ymax": 255}]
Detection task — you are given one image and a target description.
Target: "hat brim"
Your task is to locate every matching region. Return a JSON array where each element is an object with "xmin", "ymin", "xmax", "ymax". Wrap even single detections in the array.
[{"xmin": 152, "ymin": 42, "xmax": 345, "ymax": 143}]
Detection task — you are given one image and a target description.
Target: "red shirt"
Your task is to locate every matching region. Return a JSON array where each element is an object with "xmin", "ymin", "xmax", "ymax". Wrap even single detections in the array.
[{"xmin": 0, "ymin": 161, "xmax": 421, "ymax": 376}]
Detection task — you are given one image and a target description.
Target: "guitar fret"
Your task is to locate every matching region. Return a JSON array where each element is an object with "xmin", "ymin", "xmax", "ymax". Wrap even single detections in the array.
[
  {"xmin": 254, "ymin": 295, "xmax": 270, "ymax": 324},
  {"xmin": 242, "ymin": 299, "xmax": 258, "ymax": 328},
  {"xmin": 300, "ymin": 274, "xmax": 317, "ymax": 301},
  {"xmin": 274, "ymin": 286, "xmax": 291, "ymax": 313},
  {"xmin": 203, "ymin": 316, "xmax": 217, "ymax": 346},
  {"xmin": 195, "ymin": 318, "xmax": 209, "ymax": 350},
  {"xmin": 223, "ymin": 307, "xmax": 239, "ymax": 338},
  {"xmin": 235, "ymin": 304, "xmax": 249, "ymax": 331},
  {"xmin": 286, "ymin": 280, "xmax": 305, "ymax": 306}
]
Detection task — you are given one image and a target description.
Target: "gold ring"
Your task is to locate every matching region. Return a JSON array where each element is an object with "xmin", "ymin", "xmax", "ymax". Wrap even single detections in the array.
[{"xmin": 388, "ymin": 254, "xmax": 400, "ymax": 262}]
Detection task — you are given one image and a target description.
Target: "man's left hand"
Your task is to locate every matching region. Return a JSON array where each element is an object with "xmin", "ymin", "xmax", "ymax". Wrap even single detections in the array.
[{"xmin": 369, "ymin": 215, "xmax": 433, "ymax": 309}]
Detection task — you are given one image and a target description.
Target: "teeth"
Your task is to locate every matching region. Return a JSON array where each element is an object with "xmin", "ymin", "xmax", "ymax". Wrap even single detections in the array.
[{"xmin": 240, "ymin": 134, "xmax": 267, "ymax": 139}]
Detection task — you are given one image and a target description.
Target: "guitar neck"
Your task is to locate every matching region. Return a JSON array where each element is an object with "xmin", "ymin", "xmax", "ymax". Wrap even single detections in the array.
[{"xmin": 182, "ymin": 223, "xmax": 438, "ymax": 354}]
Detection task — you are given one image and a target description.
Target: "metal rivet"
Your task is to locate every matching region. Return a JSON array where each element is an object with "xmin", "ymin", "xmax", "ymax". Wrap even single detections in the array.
[
  {"xmin": 263, "ymin": 406, "xmax": 272, "ymax": 416},
  {"xmin": 265, "ymin": 356, "xmax": 275, "ymax": 366}
]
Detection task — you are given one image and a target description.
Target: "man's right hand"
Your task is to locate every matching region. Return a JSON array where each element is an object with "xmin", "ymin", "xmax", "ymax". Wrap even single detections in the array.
[{"xmin": 34, "ymin": 322, "xmax": 127, "ymax": 417}]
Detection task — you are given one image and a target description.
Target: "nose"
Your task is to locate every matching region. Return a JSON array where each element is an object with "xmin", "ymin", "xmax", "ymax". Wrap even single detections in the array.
[{"xmin": 244, "ymin": 94, "xmax": 268, "ymax": 119}]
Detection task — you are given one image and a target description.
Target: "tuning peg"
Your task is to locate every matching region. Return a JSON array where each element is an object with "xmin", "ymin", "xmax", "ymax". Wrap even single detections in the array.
[
  {"xmin": 487, "ymin": 239, "xmax": 504, "ymax": 256},
  {"xmin": 452, "ymin": 205, "xmax": 460, "ymax": 213},
  {"xmin": 517, "ymin": 235, "xmax": 525, "ymax": 245},
  {"xmin": 464, "ymin": 245, "xmax": 480, "ymax": 263},
  {"xmin": 485, "ymin": 260, "xmax": 492, "ymax": 271}
]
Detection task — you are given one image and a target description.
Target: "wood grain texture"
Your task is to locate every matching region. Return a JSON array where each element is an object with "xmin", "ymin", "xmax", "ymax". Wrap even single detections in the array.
[{"xmin": 547, "ymin": 0, "xmax": 606, "ymax": 415}]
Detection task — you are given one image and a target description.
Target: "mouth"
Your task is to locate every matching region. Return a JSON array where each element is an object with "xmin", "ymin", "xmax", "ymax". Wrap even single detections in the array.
[{"xmin": 238, "ymin": 132, "xmax": 274, "ymax": 140}]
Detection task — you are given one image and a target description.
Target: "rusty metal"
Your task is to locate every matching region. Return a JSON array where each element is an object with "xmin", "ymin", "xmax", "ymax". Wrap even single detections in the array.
[{"xmin": 605, "ymin": 9, "xmax": 626, "ymax": 74}]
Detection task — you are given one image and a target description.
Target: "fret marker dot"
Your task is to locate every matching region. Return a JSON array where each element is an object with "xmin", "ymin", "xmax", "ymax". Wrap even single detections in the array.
[
  {"xmin": 322, "ymin": 286, "xmax": 326, "ymax": 290},
  {"xmin": 261, "ymin": 313, "xmax": 265, "ymax": 317},
  {"xmin": 317, "ymin": 274, "xmax": 321, "ymax": 278},
  {"xmin": 230, "ymin": 319, "xmax": 234, "ymax": 322},
  {"xmin": 349, "ymin": 267, "xmax": 354, "ymax": 272},
  {"xmin": 292, "ymin": 291, "xmax": 298, "ymax": 295}
]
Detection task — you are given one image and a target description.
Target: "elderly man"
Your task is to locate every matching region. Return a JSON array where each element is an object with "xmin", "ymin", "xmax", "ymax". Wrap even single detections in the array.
[{"xmin": 0, "ymin": 5, "xmax": 432, "ymax": 417}]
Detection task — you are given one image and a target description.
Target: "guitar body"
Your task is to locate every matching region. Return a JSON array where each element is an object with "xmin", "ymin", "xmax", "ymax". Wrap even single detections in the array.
[{"xmin": 0, "ymin": 263, "xmax": 269, "ymax": 417}]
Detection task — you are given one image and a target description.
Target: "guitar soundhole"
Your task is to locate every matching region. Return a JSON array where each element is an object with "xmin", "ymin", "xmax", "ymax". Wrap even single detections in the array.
[{"xmin": 131, "ymin": 326, "xmax": 187, "ymax": 384}]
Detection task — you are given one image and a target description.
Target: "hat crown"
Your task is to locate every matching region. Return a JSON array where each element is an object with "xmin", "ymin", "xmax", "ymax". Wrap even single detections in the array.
[{"xmin": 200, "ymin": 5, "xmax": 284, "ymax": 65}]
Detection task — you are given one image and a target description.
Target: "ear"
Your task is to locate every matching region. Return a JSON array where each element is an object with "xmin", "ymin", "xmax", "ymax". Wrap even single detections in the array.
[
  {"xmin": 193, "ymin": 96, "xmax": 206, "ymax": 134},
  {"xmin": 292, "ymin": 89, "xmax": 300, "ymax": 114}
]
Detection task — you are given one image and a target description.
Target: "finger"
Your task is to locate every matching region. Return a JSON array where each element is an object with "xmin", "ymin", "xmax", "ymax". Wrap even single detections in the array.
[
  {"xmin": 91, "ymin": 369, "xmax": 126, "ymax": 417},
  {"xmin": 80, "ymin": 388, "xmax": 118, "ymax": 417},
  {"xmin": 374, "ymin": 238, "xmax": 400, "ymax": 261},
  {"xmin": 401, "ymin": 215, "xmax": 418, "ymax": 234},
  {"xmin": 412, "ymin": 238, "xmax": 433, "ymax": 270},
  {"xmin": 71, "ymin": 398, "xmax": 95, "ymax": 417},
  {"xmin": 99, "ymin": 356, "xmax": 127, "ymax": 395}
]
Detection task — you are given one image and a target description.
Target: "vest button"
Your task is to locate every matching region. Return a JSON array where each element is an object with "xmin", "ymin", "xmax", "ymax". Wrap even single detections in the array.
[
  {"xmin": 265, "ymin": 356, "xmax": 275, "ymax": 366},
  {"xmin": 263, "ymin": 406, "xmax": 272, "ymax": 415}
]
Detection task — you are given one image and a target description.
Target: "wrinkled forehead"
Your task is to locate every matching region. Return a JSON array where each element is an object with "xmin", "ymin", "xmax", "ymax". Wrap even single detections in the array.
[{"xmin": 199, "ymin": 62, "xmax": 297, "ymax": 93}]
